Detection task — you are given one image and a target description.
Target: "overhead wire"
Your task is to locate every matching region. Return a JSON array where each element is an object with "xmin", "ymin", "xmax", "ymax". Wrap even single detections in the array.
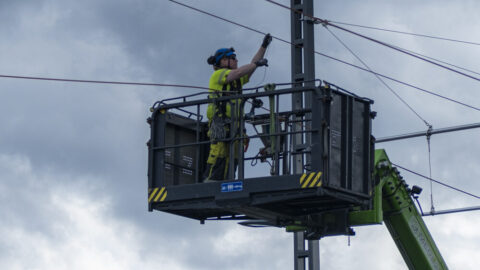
[
  {"xmin": 393, "ymin": 163, "xmax": 480, "ymax": 200},
  {"xmin": 0, "ymin": 74, "xmax": 212, "ymax": 90},
  {"xmin": 265, "ymin": 0, "xmax": 480, "ymax": 83},
  {"xmin": 331, "ymin": 27, "xmax": 480, "ymax": 79},
  {"xmin": 323, "ymin": 25, "xmax": 438, "ymax": 209},
  {"xmin": 389, "ymin": 44, "xmax": 480, "ymax": 77},
  {"xmin": 0, "ymin": 73, "xmax": 277, "ymax": 113},
  {"xmin": 321, "ymin": 21, "xmax": 480, "ymax": 77},
  {"xmin": 325, "ymin": 25, "xmax": 437, "ymax": 210},
  {"xmin": 328, "ymin": 24, "xmax": 480, "ymax": 82},
  {"xmin": 168, "ymin": 0, "xmax": 292, "ymax": 45},
  {"xmin": 166, "ymin": 1, "xmax": 480, "ymax": 211},
  {"xmin": 168, "ymin": 0, "xmax": 480, "ymax": 113},
  {"xmin": 0, "ymin": 74, "xmax": 319, "ymax": 114},
  {"xmin": 6, "ymin": 68, "xmax": 476, "ymax": 114},
  {"xmin": 166, "ymin": 0, "xmax": 479, "ymax": 217},
  {"xmin": 323, "ymin": 26, "xmax": 431, "ymax": 127},
  {"xmin": 264, "ymin": 1, "xmax": 480, "ymax": 215},
  {"xmin": 168, "ymin": 0, "xmax": 266, "ymax": 36},
  {"xmin": 0, "ymin": 73, "xmax": 316, "ymax": 93},
  {"xmin": 172, "ymin": 0, "xmax": 479, "ymax": 205},
  {"xmin": 1, "ymin": 1, "xmax": 478, "ymax": 115},
  {"xmin": 3, "ymin": 1, "xmax": 478, "ymax": 210},
  {"xmin": 327, "ymin": 20, "xmax": 480, "ymax": 47},
  {"xmin": 315, "ymin": 52, "xmax": 480, "ymax": 111},
  {"xmin": 328, "ymin": 29, "xmax": 480, "ymax": 77}
]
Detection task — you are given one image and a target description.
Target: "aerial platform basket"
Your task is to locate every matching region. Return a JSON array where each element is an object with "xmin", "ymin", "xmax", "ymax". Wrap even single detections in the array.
[{"xmin": 147, "ymin": 83, "xmax": 375, "ymax": 235}]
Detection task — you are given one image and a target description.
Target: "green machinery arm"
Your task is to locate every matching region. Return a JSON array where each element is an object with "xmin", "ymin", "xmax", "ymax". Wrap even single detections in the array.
[{"xmin": 350, "ymin": 149, "xmax": 448, "ymax": 270}]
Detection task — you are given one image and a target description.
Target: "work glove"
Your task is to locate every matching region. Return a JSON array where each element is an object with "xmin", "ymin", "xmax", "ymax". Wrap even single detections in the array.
[
  {"xmin": 255, "ymin": 58, "xmax": 268, "ymax": 67},
  {"xmin": 262, "ymin": 33, "xmax": 272, "ymax": 48}
]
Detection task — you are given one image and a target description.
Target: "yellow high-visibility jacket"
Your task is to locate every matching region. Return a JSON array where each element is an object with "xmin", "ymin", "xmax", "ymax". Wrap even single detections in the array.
[{"xmin": 207, "ymin": 68, "xmax": 249, "ymax": 120}]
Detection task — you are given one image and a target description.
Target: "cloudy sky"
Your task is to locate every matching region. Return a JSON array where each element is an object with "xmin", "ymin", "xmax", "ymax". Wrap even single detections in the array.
[{"xmin": 1, "ymin": 0, "xmax": 479, "ymax": 269}]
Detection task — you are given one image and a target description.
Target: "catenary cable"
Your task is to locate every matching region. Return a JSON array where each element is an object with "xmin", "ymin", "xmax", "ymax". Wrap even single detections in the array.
[
  {"xmin": 327, "ymin": 20, "xmax": 480, "ymax": 46},
  {"xmin": 0, "ymin": 74, "xmax": 213, "ymax": 90},
  {"xmin": 326, "ymin": 26, "xmax": 435, "ymax": 212},
  {"xmin": 325, "ymin": 27, "xmax": 480, "ymax": 78},
  {"xmin": 167, "ymin": 1, "xmax": 480, "ymax": 211},
  {"xmin": 168, "ymin": 0, "xmax": 480, "ymax": 112},
  {"xmin": 324, "ymin": 24, "xmax": 438, "ymax": 213},
  {"xmin": 312, "ymin": 49, "xmax": 480, "ymax": 112},
  {"xmin": 168, "ymin": 0, "xmax": 293, "ymax": 46},
  {"xmin": 0, "ymin": 73, "xmax": 276, "ymax": 113},
  {"xmin": 1, "ymin": 1, "xmax": 476, "ymax": 115},
  {"xmin": 263, "ymin": 0, "xmax": 480, "ymax": 203},
  {"xmin": 168, "ymin": 0, "xmax": 265, "ymax": 36},
  {"xmin": 324, "ymin": 26, "xmax": 431, "ymax": 127},
  {"xmin": 321, "ymin": 22, "xmax": 480, "ymax": 77},
  {"xmin": 327, "ymin": 28, "xmax": 480, "ymax": 77},
  {"xmin": 393, "ymin": 163, "xmax": 480, "ymax": 200},
  {"xmin": 389, "ymin": 43, "xmax": 480, "ymax": 77},
  {"xmin": 167, "ymin": 0, "xmax": 479, "ymax": 218},
  {"xmin": 318, "ymin": 52, "xmax": 480, "ymax": 111},
  {"xmin": 265, "ymin": 0, "xmax": 480, "ymax": 83}
]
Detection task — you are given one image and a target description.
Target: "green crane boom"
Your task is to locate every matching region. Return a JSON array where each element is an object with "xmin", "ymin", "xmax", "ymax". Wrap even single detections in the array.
[{"xmin": 349, "ymin": 149, "xmax": 448, "ymax": 270}]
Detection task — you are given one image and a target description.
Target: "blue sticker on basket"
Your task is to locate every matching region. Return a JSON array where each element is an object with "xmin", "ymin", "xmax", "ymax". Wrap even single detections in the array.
[{"xmin": 221, "ymin": 181, "xmax": 243, "ymax": 192}]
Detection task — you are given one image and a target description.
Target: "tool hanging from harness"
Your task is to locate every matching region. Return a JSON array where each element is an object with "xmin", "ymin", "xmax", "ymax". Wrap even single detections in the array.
[{"xmin": 209, "ymin": 78, "xmax": 243, "ymax": 142}]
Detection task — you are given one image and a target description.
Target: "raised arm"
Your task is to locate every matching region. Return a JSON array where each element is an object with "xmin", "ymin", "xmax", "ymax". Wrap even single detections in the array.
[{"xmin": 226, "ymin": 34, "xmax": 272, "ymax": 82}]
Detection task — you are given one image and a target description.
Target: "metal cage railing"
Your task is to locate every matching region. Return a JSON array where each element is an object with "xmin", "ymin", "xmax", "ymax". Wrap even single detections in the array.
[{"xmin": 146, "ymin": 82, "xmax": 375, "ymax": 232}]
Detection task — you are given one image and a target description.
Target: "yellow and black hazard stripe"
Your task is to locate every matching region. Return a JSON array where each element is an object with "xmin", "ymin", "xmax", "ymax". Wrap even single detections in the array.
[
  {"xmin": 148, "ymin": 187, "xmax": 168, "ymax": 203},
  {"xmin": 299, "ymin": 172, "xmax": 322, "ymax": 188}
]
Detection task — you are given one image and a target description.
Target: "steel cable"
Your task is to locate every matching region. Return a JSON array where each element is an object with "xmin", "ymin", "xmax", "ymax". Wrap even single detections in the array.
[
  {"xmin": 324, "ymin": 26, "xmax": 431, "ymax": 127},
  {"xmin": 328, "ymin": 20, "xmax": 480, "ymax": 46},
  {"xmin": 169, "ymin": 0, "xmax": 480, "ymax": 112},
  {"xmin": 265, "ymin": 0, "xmax": 480, "ymax": 83},
  {"xmin": 393, "ymin": 163, "xmax": 480, "ymax": 200}
]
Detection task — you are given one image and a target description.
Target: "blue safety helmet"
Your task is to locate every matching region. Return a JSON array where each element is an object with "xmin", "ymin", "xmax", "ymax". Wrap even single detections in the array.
[{"xmin": 207, "ymin": 47, "xmax": 236, "ymax": 66}]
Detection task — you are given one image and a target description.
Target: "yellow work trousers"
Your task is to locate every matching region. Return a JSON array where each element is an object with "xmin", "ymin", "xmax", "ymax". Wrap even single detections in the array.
[{"xmin": 204, "ymin": 141, "xmax": 239, "ymax": 181}]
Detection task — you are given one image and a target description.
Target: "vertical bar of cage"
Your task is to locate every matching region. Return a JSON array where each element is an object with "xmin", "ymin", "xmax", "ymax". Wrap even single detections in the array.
[
  {"xmin": 275, "ymin": 92, "xmax": 281, "ymax": 175},
  {"xmin": 173, "ymin": 124, "xmax": 180, "ymax": 186},
  {"xmin": 228, "ymin": 101, "xmax": 237, "ymax": 180},
  {"xmin": 158, "ymin": 111, "xmax": 167, "ymax": 188},
  {"xmin": 322, "ymin": 86, "xmax": 331, "ymax": 196},
  {"xmin": 340, "ymin": 94, "xmax": 348, "ymax": 189},
  {"xmin": 283, "ymin": 112, "xmax": 289, "ymax": 175},
  {"xmin": 195, "ymin": 104, "xmax": 201, "ymax": 183},
  {"xmin": 366, "ymin": 101, "xmax": 374, "ymax": 195},
  {"xmin": 346, "ymin": 97, "xmax": 353, "ymax": 190},
  {"xmin": 310, "ymin": 88, "xmax": 321, "ymax": 173},
  {"xmin": 288, "ymin": 114, "xmax": 293, "ymax": 175},
  {"xmin": 147, "ymin": 112, "xmax": 155, "ymax": 211},
  {"xmin": 239, "ymin": 99, "xmax": 245, "ymax": 180}
]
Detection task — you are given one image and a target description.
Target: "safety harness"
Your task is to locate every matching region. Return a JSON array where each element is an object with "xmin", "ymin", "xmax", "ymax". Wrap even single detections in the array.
[{"xmin": 209, "ymin": 78, "xmax": 242, "ymax": 141}]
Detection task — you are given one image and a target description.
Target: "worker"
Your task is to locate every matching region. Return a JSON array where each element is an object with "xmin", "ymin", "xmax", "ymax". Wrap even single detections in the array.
[{"xmin": 203, "ymin": 33, "xmax": 272, "ymax": 182}]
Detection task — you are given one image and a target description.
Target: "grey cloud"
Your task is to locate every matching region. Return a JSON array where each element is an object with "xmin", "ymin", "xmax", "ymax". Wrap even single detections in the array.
[{"xmin": 0, "ymin": 0, "xmax": 479, "ymax": 269}]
